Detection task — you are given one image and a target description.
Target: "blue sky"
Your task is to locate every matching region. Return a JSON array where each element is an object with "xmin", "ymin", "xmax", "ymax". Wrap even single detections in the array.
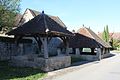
[{"xmin": 21, "ymin": 0, "xmax": 120, "ymax": 33}]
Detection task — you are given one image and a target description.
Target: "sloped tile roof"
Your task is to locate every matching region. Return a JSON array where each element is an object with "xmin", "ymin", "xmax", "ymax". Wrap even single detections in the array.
[
  {"xmin": 59, "ymin": 27, "xmax": 111, "ymax": 48},
  {"xmin": 7, "ymin": 12, "xmax": 73, "ymax": 37},
  {"xmin": 28, "ymin": 9, "xmax": 67, "ymax": 28},
  {"xmin": 98, "ymin": 32, "xmax": 120, "ymax": 40},
  {"xmin": 14, "ymin": 14, "xmax": 22, "ymax": 27},
  {"xmin": 77, "ymin": 27, "xmax": 111, "ymax": 48}
]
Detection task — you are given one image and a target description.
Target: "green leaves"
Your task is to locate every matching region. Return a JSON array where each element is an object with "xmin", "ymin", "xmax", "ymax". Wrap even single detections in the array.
[
  {"xmin": 0, "ymin": 0, "xmax": 21, "ymax": 32},
  {"xmin": 102, "ymin": 25, "xmax": 109, "ymax": 42}
]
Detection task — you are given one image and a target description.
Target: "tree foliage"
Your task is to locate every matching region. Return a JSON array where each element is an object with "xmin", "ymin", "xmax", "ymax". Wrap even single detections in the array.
[
  {"xmin": 102, "ymin": 25, "xmax": 109, "ymax": 42},
  {"xmin": 112, "ymin": 39, "xmax": 120, "ymax": 49},
  {"xmin": 0, "ymin": 0, "xmax": 21, "ymax": 32}
]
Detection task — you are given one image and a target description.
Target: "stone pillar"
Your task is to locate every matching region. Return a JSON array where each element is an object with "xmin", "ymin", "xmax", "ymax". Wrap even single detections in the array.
[
  {"xmin": 57, "ymin": 48, "xmax": 61, "ymax": 56},
  {"xmin": 76, "ymin": 48, "xmax": 80, "ymax": 55},
  {"xmin": 66, "ymin": 41, "xmax": 69, "ymax": 55},
  {"xmin": 40, "ymin": 37, "xmax": 49, "ymax": 59},
  {"xmin": 19, "ymin": 44, "xmax": 23, "ymax": 55},
  {"xmin": 96, "ymin": 48, "xmax": 102, "ymax": 61}
]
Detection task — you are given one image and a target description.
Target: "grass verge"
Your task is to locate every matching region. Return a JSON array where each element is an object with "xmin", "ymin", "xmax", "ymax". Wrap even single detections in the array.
[{"xmin": 0, "ymin": 61, "xmax": 46, "ymax": 80}]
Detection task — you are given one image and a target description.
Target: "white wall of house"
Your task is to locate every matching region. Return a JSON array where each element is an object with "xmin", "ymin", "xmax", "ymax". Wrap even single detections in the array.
[{"xmin": 23, "ymin": 9, "xmax": 34, "ymax": 23}]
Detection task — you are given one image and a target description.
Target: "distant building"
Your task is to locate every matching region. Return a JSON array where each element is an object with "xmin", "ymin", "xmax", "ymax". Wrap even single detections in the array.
[{"xmin": 98, "ymin": 32, "xmax": 120, "ymax": 41}]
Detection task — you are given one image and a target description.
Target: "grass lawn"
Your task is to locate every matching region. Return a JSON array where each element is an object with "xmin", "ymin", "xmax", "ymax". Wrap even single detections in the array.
[{"xmin": 0, "ymin": 61, "xmax": 46, "ymax": 80}]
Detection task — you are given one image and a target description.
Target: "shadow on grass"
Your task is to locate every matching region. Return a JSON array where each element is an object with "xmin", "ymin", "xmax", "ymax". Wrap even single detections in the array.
[{"xmin": 0, "ymin": 61, "xmax": 46, "ymax": 80}]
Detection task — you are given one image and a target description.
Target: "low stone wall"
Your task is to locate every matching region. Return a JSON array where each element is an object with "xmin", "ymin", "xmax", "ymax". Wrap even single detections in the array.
[
  {"xmin": 80, "ymin": 53, "xmax": 110, "ymax": 61},
  {"xmin": 10, "ymin": 54, "xmax": 71, "ymax": 72},
  {"xmin": 0, "ymin": 42, "xmax": 36, "ymax": 61},
  {"xmin": 80, "ymin": 55, "xmax": 98, "ymax": 61},
  {"xmin": 0, "ymin": 37, "xmax": 62, "ymax": 61},
  {"xmin": 101, "ymin": 53, "xmax": 110, "ymax": 58}
]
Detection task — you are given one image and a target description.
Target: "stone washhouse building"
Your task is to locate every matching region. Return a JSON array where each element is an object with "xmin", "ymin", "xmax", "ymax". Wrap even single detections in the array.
[
  {"xmin": 59, "ymin": 27, "xmax": 111, "ymax": 61},
  {"xmin": 0, "ymin": 8, "xmax": 68, "ymax": 61},
  {"xmin": 0, "ymin": 8, "xmax": 111, "ymax": 72},
  {"xmin": 6, "ymin": 11, "xmax": 73, "ymax": 72}
]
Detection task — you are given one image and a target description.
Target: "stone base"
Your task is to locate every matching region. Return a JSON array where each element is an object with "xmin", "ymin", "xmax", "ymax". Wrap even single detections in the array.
[
  {"xmin": 101, "ymin": 53, "xmax": 110, "ymax": 58},
  {"xmin": 10, "ymin": 54, "xmax": 71, "ymax": 72},
  {"xmin": 80, "ymin": 55, "xmax": 97, "ymax": 61}
]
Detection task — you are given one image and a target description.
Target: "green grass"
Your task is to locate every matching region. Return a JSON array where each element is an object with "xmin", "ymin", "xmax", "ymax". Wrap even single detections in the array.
[{"xmin": 0, "ymin": 61, "xmax": 46, "ymax": 80}]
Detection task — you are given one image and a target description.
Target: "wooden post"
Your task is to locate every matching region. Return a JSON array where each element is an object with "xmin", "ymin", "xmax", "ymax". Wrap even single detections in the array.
[{"xmin": 40, "ymin": 37, "xmax": 49, "ymax": 59}]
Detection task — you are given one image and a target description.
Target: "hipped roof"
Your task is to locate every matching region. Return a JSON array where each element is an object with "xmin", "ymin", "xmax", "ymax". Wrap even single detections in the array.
[
  {"xmin": 7, "ymin": 11, "xmax": 73, "ymax": 37},
  {"xmin": 25, "ymin": 9, "xmax": 67, "ymax": 29},
  {"xmin": 77, "ymin": 27, "xmax": 111, "ymax": 48},
  {"xmin": 59, "ymin": 27, "xmax": 111, "ymax": 48},
  {"xmin": 68, "ymin": 33, "xmax": 100, "ymax": 48}
]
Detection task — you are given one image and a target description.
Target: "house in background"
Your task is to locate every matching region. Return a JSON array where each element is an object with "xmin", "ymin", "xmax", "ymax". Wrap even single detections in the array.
[
  {"xmin": 98, "ymin": 32, "xmax": 120, "ymax": 41},
  {"xmin": 59, "ymin": 27, "xmax": 111, "ymax": 61},
  {"xmin": 98, "ymin": 32, "xmax": 120, "ymax": 49}
]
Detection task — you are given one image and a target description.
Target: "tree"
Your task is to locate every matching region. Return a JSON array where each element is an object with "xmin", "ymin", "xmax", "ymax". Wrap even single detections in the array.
[
  {"xmin": 102, "ymin": 27, "xmax": 106, "ymax": 41},
  {"xmin": 0, "ymin": 0, "xmax": 20, "ymax": 32},
  {"xmin": 106, "ymin": 25, "xmax": 109, "ymax": 42},
  {"xmin": 102, "ymin": 25, "xmax": 109, "ymax": 42}
]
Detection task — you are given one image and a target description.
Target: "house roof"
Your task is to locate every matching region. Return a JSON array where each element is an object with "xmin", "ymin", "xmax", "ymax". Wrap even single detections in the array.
[
  {"xmin": 18, "ymin": 8, "xmax": 67, "ymax": 29},
  {"xmin": 6, "ymin": 11, "xmax": 73, "ymax": 37},
  {"xmin": 68, "ymin": 33, "xmax": 100, "ymax": 48},
  {"xmin": 77, "ymin": 27, "xmax": 111, "ymax": 48},
  {"xmin": 14, "ymin": 14, "xmax": 22, "ymax": 27},
  {"xmin": 111, "ymin": 32, "xmax": 120, "ymax": 40},
  {"xmin": 98, "ymin": 32, "xmax": 120, "ymax": 41},
  {"xmin": 59, "ymin": 27, "xmax": 111, "ymax": 48}
]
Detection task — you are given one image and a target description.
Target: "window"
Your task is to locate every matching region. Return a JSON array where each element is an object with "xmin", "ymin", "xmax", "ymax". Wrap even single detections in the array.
[{"xmin": 82, "ymin": 48, "xmax": 91, "ymax": 52}]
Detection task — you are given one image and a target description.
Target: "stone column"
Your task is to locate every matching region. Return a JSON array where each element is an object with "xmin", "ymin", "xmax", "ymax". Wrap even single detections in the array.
[
  {"xmin": 57, "ymin": 48, "xmax": 61, "ymax": 56},
  {"xmin": 40, "ymin": 37, "xmax": 49, "ymax": 59},
  {"xmin": 19, "ymin": 44, "xmax": 23, "ymax": 55},
  {"xmin": 96, "ymin": 48, "xmax": 102, "ymax": 61},
  {"xmin": 66, "ymin": 41, "xmax": 69, "ymax": 55},
  {"xmin": 76, "ymin": 48, "xmax": 80, "ymax": 55}
]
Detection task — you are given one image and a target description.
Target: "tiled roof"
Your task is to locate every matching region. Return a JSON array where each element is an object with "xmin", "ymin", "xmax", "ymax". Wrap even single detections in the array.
[
  {"xmin": 59, "ymin": 27, "xmax": 111, "ymax": 48},
  {"xmin": 14, "ymin": 14, "xmax": 22, "ymax": 27},
  {"xmin": 28, "ymin": 9, "xmax": 67, "ymax": 28},
  {"xmin": 98, "ymin": 32, "xmax": 120, "ymax": 40},
  {"xmin": 77, "ymin": 27, "xmax": 111, "ymax": 48},
  {"xmin": 7, "ymin": 12, "xmax": 73, "ymax": 37}
]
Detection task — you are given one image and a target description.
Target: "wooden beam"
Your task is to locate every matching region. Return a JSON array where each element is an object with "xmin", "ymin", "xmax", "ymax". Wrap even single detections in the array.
[{"xmin": 34, "ymin": 36, "xmax": 42, "ymax": 53}]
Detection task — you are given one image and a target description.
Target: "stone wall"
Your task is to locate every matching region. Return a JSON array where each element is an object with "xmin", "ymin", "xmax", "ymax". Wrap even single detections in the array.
[
  {"xmin": 0, "ymin": 37, "xmax": 63, "ymax": 61},
  {"xmin": 10, "ymin": 54, "xmax": 71, "ymax": 72},
  {"xmin": 0, "ymin": 42, "xmax": 36, "ymax": 61},
  {"xmin": 80, "ymin": 55, "xmax": 98, "ymax": 61}
]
